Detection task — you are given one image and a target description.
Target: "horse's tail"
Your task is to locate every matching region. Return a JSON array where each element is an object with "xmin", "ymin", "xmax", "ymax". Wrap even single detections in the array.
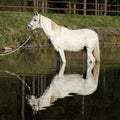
[{"xmin": 93, "ymin": 41, "xmax": 100, "ymax": 62}]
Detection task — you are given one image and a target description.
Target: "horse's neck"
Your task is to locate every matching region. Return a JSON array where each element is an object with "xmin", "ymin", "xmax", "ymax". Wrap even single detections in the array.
[
  {"xmin": 37, "ymin": 86, "xmax": 56, "ymax": 110},
  {"xmin": 41, "ymin": 15, "xmax": 60, "ymax": 39},
  {"xmin": 37, "ymin": 65, "xmax": 66, "ymax": 110}
]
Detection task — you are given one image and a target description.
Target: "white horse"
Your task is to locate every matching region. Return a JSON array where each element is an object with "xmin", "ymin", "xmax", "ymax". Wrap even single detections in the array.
[
  {"xmin": 27, "ymin": 12, "xmax": 100, "ymax": 64},
  {"xmin": 26, "ymin": 63, "xmax": 100, "ymax": 112}
]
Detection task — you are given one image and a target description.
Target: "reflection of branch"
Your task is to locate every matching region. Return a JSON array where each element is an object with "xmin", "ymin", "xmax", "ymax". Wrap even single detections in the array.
[{"xmin": 4, "ymin": 70, "xmax": 31, "ymax": 92}]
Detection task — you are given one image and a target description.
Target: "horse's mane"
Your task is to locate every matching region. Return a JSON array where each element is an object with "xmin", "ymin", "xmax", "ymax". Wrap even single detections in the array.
[
  {"xmin": 51, "ymin": 20, "xmax": 61, "ymax": 32},
  {"xmin": 41, "ymin": 15, "xmax": 61, "ymax": 32}
]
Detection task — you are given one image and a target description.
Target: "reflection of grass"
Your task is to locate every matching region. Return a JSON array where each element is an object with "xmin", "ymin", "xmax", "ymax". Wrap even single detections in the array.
[
  {"xmin": 0, "ymin": 11, "xmax": 120, "ymax": 47},
  {"xmin": 0, "ymin": 47, "xmax": 86, "ymax": 74},
  {"xmin": 0, "ymin": 48, "xmax": 55, "ymax": 74}
]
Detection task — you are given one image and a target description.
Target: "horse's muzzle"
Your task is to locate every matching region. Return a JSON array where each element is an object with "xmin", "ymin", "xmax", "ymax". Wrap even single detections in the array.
[{"xmin": 27, "ymin": 24, "xmax": 33, "ymax": 31}]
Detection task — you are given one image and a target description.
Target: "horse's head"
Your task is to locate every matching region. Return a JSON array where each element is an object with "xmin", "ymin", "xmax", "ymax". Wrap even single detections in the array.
[{"xmin": 27, "ymin": 11, "xmax": 41, "ymax": 31}]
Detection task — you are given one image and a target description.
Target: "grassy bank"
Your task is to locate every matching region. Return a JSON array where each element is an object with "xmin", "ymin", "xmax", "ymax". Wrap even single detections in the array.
[{"xmin": 0, "ymin": 11, "xmax": 120, "ymax": 48}]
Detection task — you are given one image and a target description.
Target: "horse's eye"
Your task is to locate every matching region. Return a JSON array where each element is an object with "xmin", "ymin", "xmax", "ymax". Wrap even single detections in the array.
[{"xmin": 34, "ymin": 19, "xmax": 37, "ymax": 22}]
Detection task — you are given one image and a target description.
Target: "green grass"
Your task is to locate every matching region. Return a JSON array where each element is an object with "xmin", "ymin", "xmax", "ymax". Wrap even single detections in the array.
[
  {"xmin": 0, "ymin": 11, "xmax": 120, "ymax": 47},
  {"xmin": 0, "ymin": 11, "xmax": 31, "ymax": 46}
]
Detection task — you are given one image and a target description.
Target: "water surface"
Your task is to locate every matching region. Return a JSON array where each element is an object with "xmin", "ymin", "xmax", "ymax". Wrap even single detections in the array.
[{"xmin": 0, "ymin": 46, "xmax": 120, "ymax": 120}]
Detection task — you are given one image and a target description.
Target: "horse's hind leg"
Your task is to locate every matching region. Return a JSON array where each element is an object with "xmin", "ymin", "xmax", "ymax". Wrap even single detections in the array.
[{"xmin": 87, "ymin": 48, "xmax": 95, "ymax": 63}]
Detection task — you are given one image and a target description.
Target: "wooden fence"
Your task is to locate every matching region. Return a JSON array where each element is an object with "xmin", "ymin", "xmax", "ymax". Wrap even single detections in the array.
[{"xmin": 0, "ymin": 0, "xmax": 120, "ymax": 16}]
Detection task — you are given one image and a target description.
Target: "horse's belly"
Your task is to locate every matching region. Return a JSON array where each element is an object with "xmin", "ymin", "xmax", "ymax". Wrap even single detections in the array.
[
  {"xmin": 64, "ymin": 35, "xmax": 85, "ymax": 51},
  {"xmin": 52, "ymin": 28, "xmax": 98, "ymax": 51},
  {"xmin": 58, "ymin": 34, "xmax": 85, "ymax": 51},
  {"xmin": 65, "ymin": 41, "xmax": 84, "ymax": 51}
]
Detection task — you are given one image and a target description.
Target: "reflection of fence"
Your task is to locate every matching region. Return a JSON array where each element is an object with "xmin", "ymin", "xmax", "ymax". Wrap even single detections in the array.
[
  {"xmin": 22, "ymin": 73, "xmax": 48, "ymax": 119},
  {"xmin": 0, "ymin": 0, "xmax": 120, "ymax": 16},
  {"xmin": 31, "ymin": 74, "xmax": 47, "ymax": 95},
  {"xmin": 22, "ymin": 74, "xmax": 48, "ymax": 95}
]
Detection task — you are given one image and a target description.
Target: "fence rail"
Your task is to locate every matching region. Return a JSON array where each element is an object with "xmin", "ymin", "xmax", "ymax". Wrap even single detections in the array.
[{"xmin": 0, "ymin": 0, "xmax": 120, "ymax": 16}]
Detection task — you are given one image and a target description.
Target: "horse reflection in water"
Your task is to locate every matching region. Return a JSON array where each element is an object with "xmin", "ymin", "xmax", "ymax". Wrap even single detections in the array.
[{"xmin": 26, "ymin": 63, "xmax": 100, "ymax": 113}]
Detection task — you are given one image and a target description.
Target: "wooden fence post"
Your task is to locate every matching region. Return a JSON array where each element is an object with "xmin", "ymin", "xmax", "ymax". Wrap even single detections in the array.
[
  {"xmin": 95, "ymin": 0, "xmax": 98, "ymax": 15},
  {"xmin": 98, "ymin": 4, "xmax": 99, "ymax": 16},
  {"xmin": 73, "ymin": 2, "xmax": 76, "ymax": 14},
  {"xmin": 84, "ymin": 0, "xmax": 86, "ymax": 15},
  {"xmin": 45, "ymin": 0, "xmax": 48, "ymax": 13},
  {"xmin": 34, "ymin": 0, "xmax": 38, "ymax": 12},
  {"xmin": 69, "ymin": 1, "xmax": 71, "ymax": 14},
  {"xmin": 104, "ymin": 0, "xmax": 107, "ymax": 16},
  {"xmin": 42, "ymin": 0, "xmax": 45, "ymax": 13}
]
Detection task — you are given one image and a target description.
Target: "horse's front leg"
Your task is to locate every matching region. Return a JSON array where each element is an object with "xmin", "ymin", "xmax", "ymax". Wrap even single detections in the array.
[
  {"xmin": 59, "ymin": 49, "xmax": 66, "ymax": 64},
  {"xmin": 48, "ymin": 39, "xmax": 61, "ymax": 64}
]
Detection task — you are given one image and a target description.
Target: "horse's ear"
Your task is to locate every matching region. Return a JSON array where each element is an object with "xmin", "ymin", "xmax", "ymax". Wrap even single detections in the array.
[{"xmin": 33, "ymin": 11, "xmax": 38, "ymax": 15}]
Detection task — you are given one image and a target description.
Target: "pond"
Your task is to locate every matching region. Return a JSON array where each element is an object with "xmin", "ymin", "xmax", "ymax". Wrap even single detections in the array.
[{"xmin": 0, "ymin": 45, "xmax": 120, "ymax": 120}]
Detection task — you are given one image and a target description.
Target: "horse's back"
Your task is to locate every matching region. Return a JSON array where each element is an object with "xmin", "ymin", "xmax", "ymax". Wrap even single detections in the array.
[
  {"xmin": 61, "ymin": 28, "xmax": 98, "ymax": 40},
  {"xmin": 74, "ymin": 29, "xmax": 99, "ymax": 48},
  {"xmin": 73, "ymin": 28, "xmax": 98, "ymax": 39}
]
